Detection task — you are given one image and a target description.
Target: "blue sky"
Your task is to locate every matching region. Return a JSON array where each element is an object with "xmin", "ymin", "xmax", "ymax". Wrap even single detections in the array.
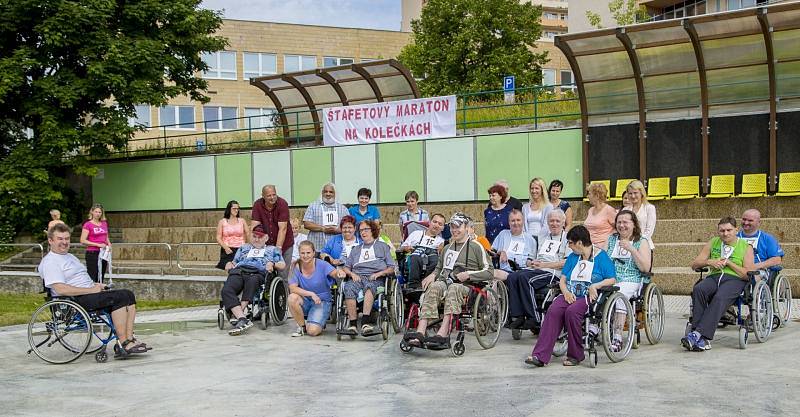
[{"xmin": 201, "ymin": 0, "xmax": 402, "ymax": 31}]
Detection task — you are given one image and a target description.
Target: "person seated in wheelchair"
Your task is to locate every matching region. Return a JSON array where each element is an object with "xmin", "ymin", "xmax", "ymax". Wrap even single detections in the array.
[
  {"xmin": 506, "ymin": 209, "xmax": 571, "ymax": 333},
  {"xmin": 684, "ymin": 217, "xmax": 755, "ymax": 352},
  {"xmin": 403, "ymin": 212, "xmax": 494, "ymax": 349},
  {"xmin": 525, "ymin": 225, "xmax": 616, "ymax": 367},
  {"xmin": 222, "ymin": 225, "xmax": 286, "ymax": 336},
  {"xmin": 341, "ymin": 219, "xmax": 396, "ymax": 336},
  {"xmin": 491, "ymin": 209, "xmax": 538, "ymax": 281},
  {"xmin": 288, "ymin": 241, "xmax": 345, "ymax": 337},
  {"xmin": 606, "ymin": 210, "xmax": 652, "ymax": 352},
  {"xmin": 40, "ymin": 223, "xmax": 150, "ymax": 357},
  {"xmin": 319, "ymin": 215, "xmax": 360, "ymax": 267},
  {"xmin": 399, "ymin": 213, "xmax": 446, "ymax": 288},
  {"xmin": 737, "ymin": 208, "xmax": 783, "ymax": 280}
]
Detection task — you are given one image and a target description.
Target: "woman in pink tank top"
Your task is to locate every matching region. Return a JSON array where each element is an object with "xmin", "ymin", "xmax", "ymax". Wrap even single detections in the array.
[
  {"xmin": 216, "ymin": 200, "xmax": 250, "ymax": 270},
  {"xmin": 80, "ymin": 203, "xmax": 111, "ymax": 282}
]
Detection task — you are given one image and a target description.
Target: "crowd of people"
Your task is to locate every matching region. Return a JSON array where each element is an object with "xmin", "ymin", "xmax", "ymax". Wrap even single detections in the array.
[{"xmin": 38, "ymin": 177, "xmax": 785, "ymax": 363}]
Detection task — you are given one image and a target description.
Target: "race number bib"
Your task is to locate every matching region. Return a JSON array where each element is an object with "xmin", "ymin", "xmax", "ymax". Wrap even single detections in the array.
[
  {"xmin": 443, "ymin": 249, "xmax": 459, "ymax": 270},
  {"xmin": 743, "ymin": 237, "xmax": 759, "ymax": 250},
  {"xmin": 355, "ymin": 245, "xmax": 376, "ymax": 265},
  {"xmin": 538, "ymin": 239, "xmax": 561, "ymax": 258},
  {"xmin": 570, "ymin": 260, "xmax": 594, "ymax": 283},
  {"xmin": 506, "ymin": 238, "xmax": 526, "ymax": 257},
  {"xmin": 610, "ymin": 241, "xmax": 632, "ymax": 260},
  {"xmin": 322, "ymin": 208, "xmax": 339, "ymax": 227},
  {"xmin": 721, "ymin": 244, "xmax": 734, "ymax": 260},
  {"xmin": 419, "ymin": 235, "xmax": 438, "ymax": 249},
  {"xmin": 247, "ymin": 248, "xmax": 266, "ymax": 258}
]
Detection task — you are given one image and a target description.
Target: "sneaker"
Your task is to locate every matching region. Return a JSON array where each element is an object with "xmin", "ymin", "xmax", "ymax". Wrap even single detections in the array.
[
  {"xmin": 681, "ymin": 330, "xmax": 701, "ymax": 351},
  {"xmin": 587, "ymin": 323, "xmax": 600, "ymax": 337},
  {"xmin": 291, "ymin": 326, "xmax": 305, "ymax": 337},
  {"xmin": 361, "ymin": 324, "xmax": 374, "ymax": 334},
  {"xmin": 694, "ymin": 337, "xmax": 711, "ymax": 351},
  {"xmin": 346, "ymin": 325, "xmax": 358, "ymax": 334},
  {"xmin": 610, "ymin": 336, "xmax": 623, "ymax": 353},
  {"xmin": 228, "ymin": 318, "xmax": 253, "ymax": 336}
]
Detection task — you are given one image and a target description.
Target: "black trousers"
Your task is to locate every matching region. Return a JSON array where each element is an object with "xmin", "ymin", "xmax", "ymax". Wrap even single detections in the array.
[
  {"xmin": 407, "ymin": 253, "xmax": 438, "ymax": 288},
  {"xmin": 85, "ymin": 251, "xmax": 108, "ymax": 283},
  {"xmin": 221, "ymin": 268, "xmax": 265, "ymax": 310},
  {"xmin": 691, "ymin": 273, "xmax": 747, "ymax": 340},
  {"xmin": 507, "ymin": 269, "xmax": 557, "ymax": 323},
  {"xmin": 75, "ymin": 289, "xmax": 136, "ymax": 313}
]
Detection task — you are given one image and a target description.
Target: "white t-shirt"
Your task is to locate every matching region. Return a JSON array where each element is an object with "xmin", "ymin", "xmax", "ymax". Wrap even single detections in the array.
[
  {"xmin": 39, "ymin": 251, "xmax": 95, "ymax": 296},
  {"xmin": 291, "ymin": 233, "xmax": 309, "ymax": 263},
  {"xmin": 525, "ymin": 209, "xmax": 543, "ymax": 237},
  {"xmin": 401, "ymin": 230, "xmax": 444, "ymax": 250}
]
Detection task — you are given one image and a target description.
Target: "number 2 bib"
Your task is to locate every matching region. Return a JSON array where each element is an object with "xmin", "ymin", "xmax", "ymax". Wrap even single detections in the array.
[{"xmin": 570, "ymin": 259, "xmax": 594, "ymax": 283}]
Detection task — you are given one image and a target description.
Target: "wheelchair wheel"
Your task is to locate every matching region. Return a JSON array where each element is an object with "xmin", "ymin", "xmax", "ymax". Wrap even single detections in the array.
[
  {"xmin": 388, "ymin": 278, "xmax": 404, "ymax": 333},
  {"xmin": 451, "ymin": 340, "xmax": 465, "ymax": 357},
  {"xmin": 738, "ymin": 327, "xmax": 748, "ymax": 349},
  {"xmin": 588, "ymin": 350, "xmax": 598, "ymax": 368},
  {"xmin": 511, "ymin": 328, "xmax": 521, "ymax": 340},
  {"xmin": 260, "ymin": 304, "xmax": 269, "ymax": 330},
  {"xmin": 751, "ymin": 279, "xmax": 773, "ymax": 343},
  {"xmin": 28, "ymin": 300, "xmax": 92, "ymax": 364},
  {"xmin": 553, "ymin": 329, "xmax": 568, "ymax": 357},
  {"xmin": 493, "ymin": 280, "xmax": 509, "ymax": 327},
  {"xmin": 269, "ymin": 277, "xmax": 288, "ymax": 326},
  {"xmin": 381, "ymin": 310, "xmax": 390, "ymax": 341},
  {"xmin": 600, "ymin": 292, "xmax": 635, "ymax": 363},
  {"xmin": 473, "ymin": 287, "xmax": 501, "ymax": 349},
  {"xmin": 643, "ymin": 283, "xmax": 665, "ymax": 345},
  {"xmin": 217, "ymin": 308, "xmax": 227, "ymax": 330},
  {"xmin": 771, "ymin": 273, "xmax": 792, "ymax": 327},
  {"xmin": 85, "ymin": 313, "xmax": 115, "ymax": 354},
  {"xmin": 399, "ymin": 339, "xmax": 414, "ymax": 353},
  {"xmin": 335, "ymin": 286, "xmax": 350, "ymax": 341}
]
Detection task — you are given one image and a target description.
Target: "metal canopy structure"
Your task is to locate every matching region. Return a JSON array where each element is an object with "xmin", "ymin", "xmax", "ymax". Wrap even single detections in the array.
[
  {"xmin": 250, "ymin": 59, "xmax": 420, "ymax": 144},
  {"xmin": 555, "ymin": 1, "xmax": 800, "ymax": 192}
]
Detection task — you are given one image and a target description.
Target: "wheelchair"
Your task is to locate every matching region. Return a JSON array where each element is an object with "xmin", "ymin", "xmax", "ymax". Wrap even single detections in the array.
[
  {"xmin": 767, "ymin": 270, "xmax": 792, "ymax": 327},
  {"xmin": 216, "ymin": 271, "xmax": 288, "ymax": 330},
  {"xmin": 542, "ymin": 283, "xmax": 636, "ymax": 368},
  {"xmin": 686, "ymin": 268, "xmax": 773, "ymax": 349},
  {"xmin": 629, "ymin": 276, "xmax": 665, "ymax": 348},
  {"xmin": 27, "ymin": 289, "xmax": 121, "ymax": 364},
  {"xmin": 399, "ymin": 277, "xmax": 506, "ymax": 357},
  {"xmin": 334, "ymin": 274, "xmax": 401, "ymax": 341}
]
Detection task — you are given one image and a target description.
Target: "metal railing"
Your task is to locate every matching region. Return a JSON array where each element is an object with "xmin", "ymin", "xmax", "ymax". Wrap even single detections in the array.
[
  {"xmin": 0, "ymin": 243, "xmax": 45, "ymax": 272},
  {"xmin": 106, "ymin": 243, "xmax": 173, "ymax": 275},
  {"xmin": 175, "ymin": 243, "xmax": 224, "ymax": 274}
]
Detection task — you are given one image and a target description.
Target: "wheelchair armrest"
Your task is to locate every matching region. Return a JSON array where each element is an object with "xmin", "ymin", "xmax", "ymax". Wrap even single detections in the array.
[
  {"xmin": 746, "ymin": 271, "xmax": 759, "ymax": 278},
  {"xmin": 597, "ymin": 285, "xmax": 619, "ymax": 293},
  {"xmin": 640, "ymin": 271, "xmax": 654, "ymax": 278},
  {"xmin": 694, "ymin": 267, "xmax": 709, "ymax": 273}
]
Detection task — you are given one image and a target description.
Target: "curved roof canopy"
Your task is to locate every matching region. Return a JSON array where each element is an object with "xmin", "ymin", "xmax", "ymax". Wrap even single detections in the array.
[
  {"xmin": 555, "ymin": 1, "xmax": 800, "ymax": 127},
  {"xmin": 250, "ymin": 59, "xmax": 420, "ymax": 140}
]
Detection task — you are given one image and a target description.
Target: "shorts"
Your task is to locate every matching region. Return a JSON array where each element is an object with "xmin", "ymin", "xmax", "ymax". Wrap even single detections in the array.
[
  {"xmin": 342, "ymin": 277, "xmax": 385, "ymax": 300},
  {"xmin": 75, "ymin": 289, "xmax": 136, "ymax": 313},
  {"xmin": 302, "ymin": 297, "xmax": 332, "ymax": 327},
  {"xmin": 614, "ymin": 281, "xmax": 642, "ymax": 313}
]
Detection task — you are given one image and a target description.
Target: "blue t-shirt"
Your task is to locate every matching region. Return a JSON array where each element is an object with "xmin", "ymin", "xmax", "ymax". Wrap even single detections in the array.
[
  {"xmin": 737, "ymin": 230, "xmax": 784, "ymax": 272},
  {"xmin": 484, "ymin": 204, "xmax": 514, "ymax": 244},
  {"xmin": 289, "ymin": 259, "xmax": 335, "ymax": 302},
  {"xmin": 561, "ymin": 249, "xmax": 616, "ymax": 298},
  {"xmin": 491, "ymin": 229, "xmax": 538, "ymax": 272},
  {"xmin": 322, "ymin": 235, "xmax": 362, "ymax": 262},
  {"xmin": 232, "ymin": 244, "xmax": 284, "ymax": 273},
  {"xmin": 349, "ymin": 205, "xmax": 381, "ymax": 223}
]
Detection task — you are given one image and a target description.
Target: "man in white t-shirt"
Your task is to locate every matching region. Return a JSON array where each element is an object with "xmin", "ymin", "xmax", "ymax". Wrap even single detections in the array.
[
  {"xmin": 399, "ymin": 213, "xmax": 446, "ymax": 288},
  {"xmin": 39, "ymin": 223, "xmax": 149, "ymax": 357}
]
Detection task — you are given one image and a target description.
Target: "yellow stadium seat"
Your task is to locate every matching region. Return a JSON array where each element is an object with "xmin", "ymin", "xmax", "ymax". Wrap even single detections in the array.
[
  {"xmin": 608, "ymin": 178, "xmax": 636, "ymax": 202},
  {"xmin": 646, "ymin": 177, "xmax": 670, "ymax": 201},
  {"xmin": 706, "ymin": 174, "xmax": 735, "ymax": 198},
  {"xmin": 737, "ymin": 173, "xmax": 767, "ymax": 198},
  {"xmin": 776, "ymin": 172, "xmax": 800, "ymax": 197},
  {"xmin": 671, "ymin": 176, "xmax": 700, "ymax": 200},
  {"xmin": 583, "ymin": 180, "xmax": 611, "ymax": 201}
]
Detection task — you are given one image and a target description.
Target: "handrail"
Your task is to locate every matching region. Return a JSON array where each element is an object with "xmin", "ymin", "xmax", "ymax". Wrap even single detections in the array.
[
  {"xmin": 176, "ymin": 243, "xmax": 224, "ymax": 275},
  {"xmin": 106, "ymin": 243, "xmax": 173, "ymax": 276},
  {"xmin": 0, "ymin": 243, "xmax": 45, "ymax": 272}
]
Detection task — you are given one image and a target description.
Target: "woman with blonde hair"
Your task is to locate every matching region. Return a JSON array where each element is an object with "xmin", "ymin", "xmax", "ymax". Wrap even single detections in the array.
[
  {"xmin": 522, "ymin": 177, "xmax": 552, "ymax": 245},
  {"xmin": 623, "ymin": 180, "xmax": 657, "ymax": 248},
  {"xmin": 80, "ymin": 203, "xmax": 111, "ymax": 282},
  {"xmin": 583, "ymin": 182, "xmax": 617, "ymax": 250}
]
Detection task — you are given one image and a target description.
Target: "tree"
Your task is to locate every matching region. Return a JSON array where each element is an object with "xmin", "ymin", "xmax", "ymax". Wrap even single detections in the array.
[
  {"xmin": 586, "ymin": 0, "xmax": 649, "ymax": 29},
  {"xmin": 0, "ymin": 0, "xmax": 226, "ymax": 234},
  {"xmin": 397, "ymin": 0, "xmax": 549, "ymax": 96}
]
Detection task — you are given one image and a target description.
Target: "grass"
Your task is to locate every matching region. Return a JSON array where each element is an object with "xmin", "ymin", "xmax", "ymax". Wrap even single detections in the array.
[{"xmin": 0, "ymin": 292, "xmax": 213, "ymax": 327}]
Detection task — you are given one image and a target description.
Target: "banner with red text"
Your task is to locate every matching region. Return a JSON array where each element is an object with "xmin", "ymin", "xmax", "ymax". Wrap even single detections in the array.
[{"xmin": 322, "ymin": 95, "xmax": 456, "ymax": 146}]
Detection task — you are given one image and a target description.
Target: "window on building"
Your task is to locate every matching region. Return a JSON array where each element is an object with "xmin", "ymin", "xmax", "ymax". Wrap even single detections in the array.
[
  {"xmin": 360, "ymin": 58, "xmax": 377, "ymax": 63},
  {"xmin": 128, "ymin": 105, "xmax": 151, "ymax": 128},
  {"xmin": 243, "ymin": 52, "xmax": 277, "ymax": 79},
  {"xmin": 201, "ymin": 51, "xmax": 236, "ymax": 80},
  {"xmin": 561, "ymin": 14, "xmax": 568, "ymax": 20},
  {"xmin": 159, "ymin": 105, "xmax": 195, "ymax": 129},
  {"xmin": 284, "ymin": 55, "xmax": 317, "ymax": 72},
  {"xmin": 203, "ymin": 106, "xmax": 238, "ymax": 130},
  {"xmin": 543, "ymin": 31, "xmax": 560, "ymax": 40},
  {"xmin": 542, "ymin": 69, "xmax": 556, "ymax": 87},
  {"xmin": 544, "ymin": 12, "xmax": 559, "ymax": 20},
  {"xmin": 323, "ymin": 57, "xmax": 355, "ymax": 68},
  {"xmin": 244, "ymin": 108, "xmax": 277, "ymax": 130},
  {"xmin": 560, "ymin": 70, "xmax": 573, "ymax": 86}
]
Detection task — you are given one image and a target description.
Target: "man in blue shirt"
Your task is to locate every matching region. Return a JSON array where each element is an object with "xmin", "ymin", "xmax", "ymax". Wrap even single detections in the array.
[
  {"xmin": 222, "ymin": 225, "xmax": 286, "ymax": 335},
  {"xmin": 737, "ymin": 209, "xmax": 783, "ymax": 276}
]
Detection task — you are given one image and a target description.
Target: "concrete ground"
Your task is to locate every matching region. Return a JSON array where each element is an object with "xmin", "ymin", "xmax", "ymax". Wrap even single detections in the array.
[{"xmin": 1, "ymin": 297, "xmax": 798, "ymax": 417}]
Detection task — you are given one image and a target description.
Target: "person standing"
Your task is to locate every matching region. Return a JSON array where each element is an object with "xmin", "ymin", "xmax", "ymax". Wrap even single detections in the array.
[
  {"xmin": 80, "ymin": 204, "xmax": 111, "ymax": 283},
  {"xmin": 215, "ymin": 200, "xmax": 249, "ymax": 270},
  {"xmin": 303, "ymin": 183, "xmax": 350, "ymax": 252},
  {"xmin": 251, "ymin": 184, "xmax": 294, "ymax": 279}
]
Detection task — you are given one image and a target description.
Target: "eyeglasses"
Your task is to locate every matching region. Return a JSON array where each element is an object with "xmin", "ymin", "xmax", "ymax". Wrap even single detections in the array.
[{"xmin": 358, "ymin": 229, "xmax": 371, "ymax": 233}]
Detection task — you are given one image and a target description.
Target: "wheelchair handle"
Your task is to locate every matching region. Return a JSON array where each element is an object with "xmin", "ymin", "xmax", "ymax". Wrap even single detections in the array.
[
  {"xmin": 694, "ymin": 267, "xmax": 709, "ymax": 273},
  {"xmin": 746, "ymin": 271, "xmax": 759, "ymax": 278}
]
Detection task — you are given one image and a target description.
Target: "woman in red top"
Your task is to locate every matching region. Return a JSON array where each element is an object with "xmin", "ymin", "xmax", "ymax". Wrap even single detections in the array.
[{"xmin": 80, "ymin": 203, "xmax": 111, "ymax": 283}]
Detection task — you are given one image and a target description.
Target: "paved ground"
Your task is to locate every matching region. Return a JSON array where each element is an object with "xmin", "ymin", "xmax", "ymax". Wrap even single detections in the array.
[{"xmin": 1, "ymin": 297, "xmax": 798, "ymax": 417}]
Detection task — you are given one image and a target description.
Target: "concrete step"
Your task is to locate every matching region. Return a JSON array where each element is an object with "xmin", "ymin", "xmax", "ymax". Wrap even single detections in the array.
[
  {"xmin": 652, "ymin": 267, "xmax": 800, "ymax": 297},
  {"xmin": 652, "ymin": 218, "xmax": 800, "ymax": 244},
  {"xmin": 654, "ymin": 243, "xmax": 800, "ymax": 269}
]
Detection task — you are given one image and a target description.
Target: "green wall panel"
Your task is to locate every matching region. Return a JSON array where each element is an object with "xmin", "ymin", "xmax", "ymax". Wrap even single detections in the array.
[
  {"xmin": 529, "ymin": 129, "xmax": 583, "ymax": 198},
  {"xmin": 252, "ymin": 150, "xmax": 293, "ymax": 205},
  {"xmin": 333, "ymin": 145, "xmax": 377, "ymax": 205},
  {"xmin": 476, "ymin": 133, "xmax": 530, "ymax": 202},
  {"xmin": 216, "ymin": 154, "xmax": 253, "ymax": 208},
  {"xmin": 181, "ymin": 156, "xmax": 216, "ymax": 210},
  {"xmin": 93, "ymin": 160, "xmax": 181, "ymax": 211},
  {"xmin": 377, "ymin": 141, "xmax": 425, "ymax": 204},
  {"xmin": 292, "ymin": 148, "xmax": 332, "ymax": 206},
  {"xmin": 425, "ymin": 137, "xmax": 475, "ymax": 202}
]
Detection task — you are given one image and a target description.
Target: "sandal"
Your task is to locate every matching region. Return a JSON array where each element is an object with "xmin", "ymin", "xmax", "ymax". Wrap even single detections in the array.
[
  {"xmin": 404, "ymin": 331, "xmax": 424, "ymax": 346},
  {"xmin": 562, "ymin": 357, "xmax": 580, "ymax": 367},
  {"xmin": 129, "ymin": 338, "xmax": 153, "ymax": 351},
  {"xmin": 524, "ymin": 355, "xmax": 544, "ymax": 367},
  {"xmin": 426, "ymin": 334, "xmax": 450, "ymax": 349},
  {"xmin": 122, "ymin": 339, "xmax": 149, "ymax": 354}
]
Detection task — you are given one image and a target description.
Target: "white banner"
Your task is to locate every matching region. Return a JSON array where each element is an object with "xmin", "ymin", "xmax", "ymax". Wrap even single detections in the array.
[{"xmin": 322, "ymin": 95, "xmax": 456, "ymax": 146}]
